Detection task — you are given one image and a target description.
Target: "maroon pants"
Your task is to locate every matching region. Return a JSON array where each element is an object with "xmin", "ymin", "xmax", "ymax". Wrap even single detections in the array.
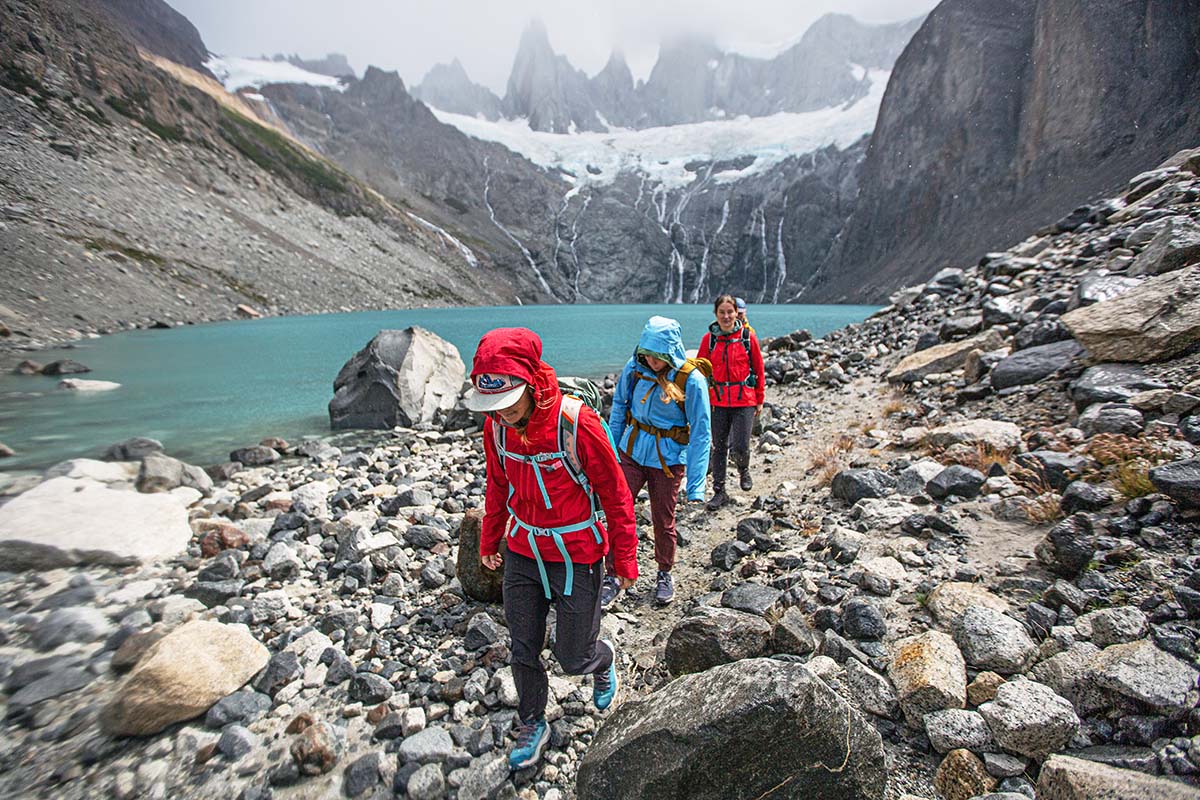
[{"xmin": 608, "ymin": 453, "xmax": 683, "ymax": 573}]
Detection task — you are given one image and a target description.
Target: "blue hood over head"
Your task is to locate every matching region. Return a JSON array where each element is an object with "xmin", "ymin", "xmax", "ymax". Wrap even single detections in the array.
[{"xmin": 636, "ymin": 316, "xmax": 687, "ymax": 369}]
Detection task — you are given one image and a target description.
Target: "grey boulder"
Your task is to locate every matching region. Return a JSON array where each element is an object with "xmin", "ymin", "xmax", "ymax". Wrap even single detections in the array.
[
  {"xmin": 665, "ymin": 607, "xmax": 771, "ymax": 676},
  {"xmin": 576, "ymin": 658, "xmax": 886, "ymax": 800},
  {"xmin": 329, "ymin": 327, "xmax": 466, "ymax": 430},
  {"xmin": 990, "ymin": 340, "xmax": 1083, "ymax": 390},
  {"xmin": 978, "ymin": 680, "xmax": 1079, "ymax": 761},
  {"xmin": 1149, "ymin": 459, "xmax": 1200, "ymax": 508}
]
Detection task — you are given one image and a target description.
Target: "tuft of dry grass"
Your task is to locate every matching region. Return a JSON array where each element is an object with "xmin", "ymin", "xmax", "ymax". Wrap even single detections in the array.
[
  {"xmin": 814, "ymin": 460, "xmax": 842, "ymax": 488},
  {"xmin": 1115, "ymin": 461, "xmax": 1156, "ymax": 499},
  {"xmin": 1084, "ymin": 433, "xmax": 1164, "ymax": 466},
  {"xmin": 1009, "ymin": 461, "xmax": 1054, "ymax": 496},
  {"xmin": 1024, "ymin": 493, "xmax": 1064, "ymax": 523},
  {"xmin": 949, "ymin": 442, "xmax": 1015, "ymax": 474}
]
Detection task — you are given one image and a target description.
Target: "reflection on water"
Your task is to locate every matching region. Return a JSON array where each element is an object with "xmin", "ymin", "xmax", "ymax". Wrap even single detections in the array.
[{"xmin": 0, "ymin": 303, "xmax": 876, "ymax": 471}]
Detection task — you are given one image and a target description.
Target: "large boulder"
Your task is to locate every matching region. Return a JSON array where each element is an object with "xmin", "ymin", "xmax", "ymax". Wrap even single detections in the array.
[
  {"xmin": 1149, "ymin": 459, "xmax": 1200, "ymax": 508},
  {"xmin": 0, "ymin": 477, "xmax": 191, "ymax": 568},
  {"xmin": 455, "ymin": 510, "xmax": 505, "ymax": 603},
  {"xmin": 100, "ymin": 621, "xmax": 268, "ymax": 736},
  {"xmin": 1085, "ymin": 639, "xmax": 1200, "ymax": 717},
  {"xmin": 1129, "ymin": 216, "xmax": 1200, "ymax": 276},
  {"xmin": 923, "ymin": 420, "xmax": 1023, "ymax": 452},
  {"xmin": 664, "ymin": 607, "xmax": 771, "ymax": 675},
  {"xmin": 887, "ymin": 630, "xmax": 967, "ymax": 727},
  {"xmin": 887, "ymin": 330, "xmax": 1005, "ymax": 384},
  {"xmin": 953, "ymin": 606, "xmax": 1037, "ymax": 674},
  {"xmin": 978, "ymin": 680, "xmax": 1079, "ymax": 761},
  {"xmin": 1035, "ymin": 514, "xmax": 1096, "ymax": 578},
  {"xmin": 1060, "ymin": 264, "xmax": 1200, "ymax": 362},
  {"xmin": 927, "ymin": 582, "xmax": 1009, "ymax": 629},
  {"xmin": 329, "ymin": 327, "xmax": 465, "ymax": 430},
  {"xmin": 576, "ymin": 659, "xmax": 886, "ymax": 800},
  {"xmin": 1037, "ymin": 753, "xmax": 1200, "ymax": 799},
  {"xmin": 831, "ymin": 469, "xmax": 895, "ymax": 503},
  {"xmin": 990, "ymin": 340, "xmax": 1084, "ymax": 390},
  {"xmin": 1069, "ymin": 364, "xmax": 1163, "ymax": 410}
]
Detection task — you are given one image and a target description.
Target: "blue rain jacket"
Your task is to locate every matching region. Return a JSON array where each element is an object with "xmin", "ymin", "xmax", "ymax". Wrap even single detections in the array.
[{"xmin": 609, "ymin": 316, "xmax": 712, "ymax": 501}]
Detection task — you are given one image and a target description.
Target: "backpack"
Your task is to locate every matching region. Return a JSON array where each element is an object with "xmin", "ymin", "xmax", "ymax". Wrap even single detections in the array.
[
  {"xmin": 709, "ymin": 328, "xmax": 758, "ymax": 396},
  {"xmin": 624, "ymin": 358, "xmax": 712, "ymax": 418},
  {"xmin": 555, "ymin": 377, "xmax": 620, "ymax": 505}
]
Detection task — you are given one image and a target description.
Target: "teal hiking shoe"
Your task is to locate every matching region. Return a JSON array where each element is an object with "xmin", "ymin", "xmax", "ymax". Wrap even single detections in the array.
[
  {"xmin": 508, "ymin": 718, "xmax": 549, "ymax": 771},
  {"xmin": 593, "ymin": 639, "xmax": 619, "ymax": 711}
]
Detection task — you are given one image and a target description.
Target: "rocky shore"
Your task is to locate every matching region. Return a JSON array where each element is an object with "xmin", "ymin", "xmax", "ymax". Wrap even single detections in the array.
[{"xmin": 0, "ymin": 146, "xmax": 1198, "ymax": 800}]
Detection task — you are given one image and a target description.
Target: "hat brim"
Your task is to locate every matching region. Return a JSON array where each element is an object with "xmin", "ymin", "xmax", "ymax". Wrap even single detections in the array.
[{"xmin": 463, "ymin": 384, "xmax": 526, "ymax": 413}]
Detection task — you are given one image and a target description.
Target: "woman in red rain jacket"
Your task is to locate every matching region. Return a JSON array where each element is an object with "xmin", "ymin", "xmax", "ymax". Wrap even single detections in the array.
[
  {"xmin": 465, "ymin": 327, "xmax": 637, "ymax": 771},
  {"xmin": 697, "ymin": 294, "xmax": 765, "ymax": 509}
]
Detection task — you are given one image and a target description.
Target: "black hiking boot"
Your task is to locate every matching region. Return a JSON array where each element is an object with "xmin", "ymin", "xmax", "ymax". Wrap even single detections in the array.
[
  {"xmin": 706, "ymin": 489, "xmax": 728, "ymax": 511},
  {"xmin": 739, "ymin": 468, "xmax": 753, "ymax": 492}
]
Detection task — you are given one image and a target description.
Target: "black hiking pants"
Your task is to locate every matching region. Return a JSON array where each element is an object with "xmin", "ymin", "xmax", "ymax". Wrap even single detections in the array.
[
  {"xmin": 710, "ymin": 405, "xmax": 755, "ymax": 491},
  {"xmin": 503, "ymin": 550, "xmax": 612, "ymax": 724}
]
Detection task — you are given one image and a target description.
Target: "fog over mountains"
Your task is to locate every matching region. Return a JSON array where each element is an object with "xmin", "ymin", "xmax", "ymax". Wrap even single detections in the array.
[
  {"xmin": 413, "ymin": 15, "xmax": 923, "ymax": 133},
  {"xmin": 2, "ymin": 0, "xmax": 1197, "ymax": 347}
]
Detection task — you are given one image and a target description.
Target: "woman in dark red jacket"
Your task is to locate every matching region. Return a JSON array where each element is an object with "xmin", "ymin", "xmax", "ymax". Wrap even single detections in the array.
[
  {"xmin": 697, "ymin": 294, "xmax": 765, "ymax": 510},
  {"xmin": 465, "ymin": 327, "xmax": 637, "ymax": 772}
]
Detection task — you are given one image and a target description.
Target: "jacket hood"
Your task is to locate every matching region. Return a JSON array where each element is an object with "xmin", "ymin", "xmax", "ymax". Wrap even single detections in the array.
[
  {"xmin": 636, "ymin": 316, "xmax": 687, "ymax": 369},
  {"xmin": 471, "ymin": 327, "xmax": 561, "ymax": 434},
  {"xmin": 708, "ymin": 319, "xmax": 744, "ymax": 337}
]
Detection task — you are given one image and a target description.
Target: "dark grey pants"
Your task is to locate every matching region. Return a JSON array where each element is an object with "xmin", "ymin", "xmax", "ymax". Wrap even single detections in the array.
[
  {"xmin": 503, "ymin": 550, "xmax": 612, "ymax": 724},
  {"xmin": 711, "ymin": 405, "xmax": 755, "ymax": 491}
]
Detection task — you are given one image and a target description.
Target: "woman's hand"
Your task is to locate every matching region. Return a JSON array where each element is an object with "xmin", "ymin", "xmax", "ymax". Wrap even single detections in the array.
[
  {"xmin": 481, "ymin": 553, "xmax": 502, "ymax": 570},
  {"xmin": 754, "ymin": 404, "xmax": 763, "ymax": 417},
  {"xmin": 618, "ymin": 576, "xmax": 636, "ymax": 590}
]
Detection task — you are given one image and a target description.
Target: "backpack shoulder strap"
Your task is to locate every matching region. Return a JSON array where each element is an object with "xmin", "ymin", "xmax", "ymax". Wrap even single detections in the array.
[{"xmin": 557, "ymin": 396, "xmax": 592, "ymax": 494}]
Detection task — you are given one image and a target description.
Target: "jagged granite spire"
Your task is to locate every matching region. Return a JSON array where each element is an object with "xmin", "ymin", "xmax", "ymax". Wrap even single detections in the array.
[
  {"xmin": 589, "ymin": 50, "xmax": 639, "ymax": 128},
  {"xmin": 503, "ymin": 19, "xmax": 605, "ymax": 133},
  {"xmin": 413, "ymin": 58, "xmax": 503, "ymax": 119}
]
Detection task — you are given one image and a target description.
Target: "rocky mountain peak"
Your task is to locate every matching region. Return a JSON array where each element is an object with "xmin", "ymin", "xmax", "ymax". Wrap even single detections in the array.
[
  {"xmin": 94, "ymin": 0, "xmax": 209, "ymax": 74},
  {"xmin": 412, "ymin": 58, "xmax": 503, "ymax": 120},
  {"xmin": 503, "ymin": 17, "xmax": 603, "ymax": 133}
]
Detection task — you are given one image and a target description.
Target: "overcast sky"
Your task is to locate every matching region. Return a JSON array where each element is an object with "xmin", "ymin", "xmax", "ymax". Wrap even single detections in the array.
[{"xmin": 171, "ymin": 0, "xmax": 938, "ymax": 95}]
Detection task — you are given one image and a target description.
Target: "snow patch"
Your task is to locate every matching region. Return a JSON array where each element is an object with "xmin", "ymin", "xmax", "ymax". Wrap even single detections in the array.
[
  {"xmin": 431, "ymin": 69, "xmax": 888, "ymax": 190},
  {"xmin": 206, "ymin": 55, "xmax": 346, "ymax": 93}
]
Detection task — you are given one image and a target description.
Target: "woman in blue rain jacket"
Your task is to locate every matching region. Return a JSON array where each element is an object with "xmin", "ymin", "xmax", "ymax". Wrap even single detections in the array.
[{"xmin": 604, "ymin": 315, "xmax": 711, "ymax": 606}]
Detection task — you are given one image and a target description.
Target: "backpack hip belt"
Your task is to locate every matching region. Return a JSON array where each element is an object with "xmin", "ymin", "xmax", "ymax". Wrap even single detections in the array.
[
  {"xmin": 493, "ymin": 398, "xmax": 606, "ymax": 599},
  {"xmin": 623, "ymin": 411, "xmax": 689, "ymax": 478}
]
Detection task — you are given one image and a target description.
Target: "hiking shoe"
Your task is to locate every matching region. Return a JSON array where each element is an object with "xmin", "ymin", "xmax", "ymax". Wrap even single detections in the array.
[
  {"xmin": 706, "ymin": 490, "xmax": 728, "ymax": 512},
  {"xmin": 739, "ymin": 469, "xmax": 753, "ymax": 492},
  {"xmin": 508, "ymin": 718, "xmax": 549, "ymax": 771},
  {"xmin": 593, "ymin": 639, "xmax": 619, "ymax": 711},
  {"xmin": 600, "ymin": 575, "xmax": 621, "ymax": 607},
  {"xmin": 655, "ymin": 570, "xmax": 675, "ymax": 605}
]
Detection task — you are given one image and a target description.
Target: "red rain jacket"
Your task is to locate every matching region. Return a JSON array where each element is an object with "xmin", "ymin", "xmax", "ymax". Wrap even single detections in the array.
[
  {"xmin": 698, "ymin": 322, "xmax": 766, "ymax": 408},
  {"xmin": 475, "ymin": 328, "xmax": 638, "ymax": 581}
]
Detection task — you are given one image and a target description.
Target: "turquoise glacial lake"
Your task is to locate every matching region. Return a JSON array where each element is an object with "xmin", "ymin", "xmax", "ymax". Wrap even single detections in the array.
[{"xmin": 0, "ymin": 304, "xmax": 876, "ymax": 472}]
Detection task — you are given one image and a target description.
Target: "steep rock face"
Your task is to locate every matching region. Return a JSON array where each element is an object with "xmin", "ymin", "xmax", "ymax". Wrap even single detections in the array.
[
  {"xmin": 263, "ymin": 68, "xmax": 573, "ymax": 303},
  {"xmin": 637, "ymin": 35, "xmax": 727, "ymax": 127},
  {"xmin": 587, "ymin": 52, "xmax": 638, "ymax": 128},
  {"xmin": 412, "ymin": 59, "xmax": 502, "ymax": 120},
  {"xmin": 267, "ymin": 63, "xmax": 868, "ymax": 305},
  {"xmin": 814, "ymin": 0, "xmax": 1200, "ymax": 303},
  {"xmin": 0, "ymin": 0, "xmax": 497, "ymax": 345},
  {"xmin": 502, "ymin": 20, "xmax": 603, "ymax": 133},
  {"xmin": 94, "ymin": 0, "xmax": 209, "ymax": 74}
]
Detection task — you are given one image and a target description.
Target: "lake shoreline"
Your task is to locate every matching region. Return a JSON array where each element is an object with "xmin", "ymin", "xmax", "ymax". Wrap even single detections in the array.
[{"xmin": 0, "ymin": 304, "xmax": 878, "ymax": 472}]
